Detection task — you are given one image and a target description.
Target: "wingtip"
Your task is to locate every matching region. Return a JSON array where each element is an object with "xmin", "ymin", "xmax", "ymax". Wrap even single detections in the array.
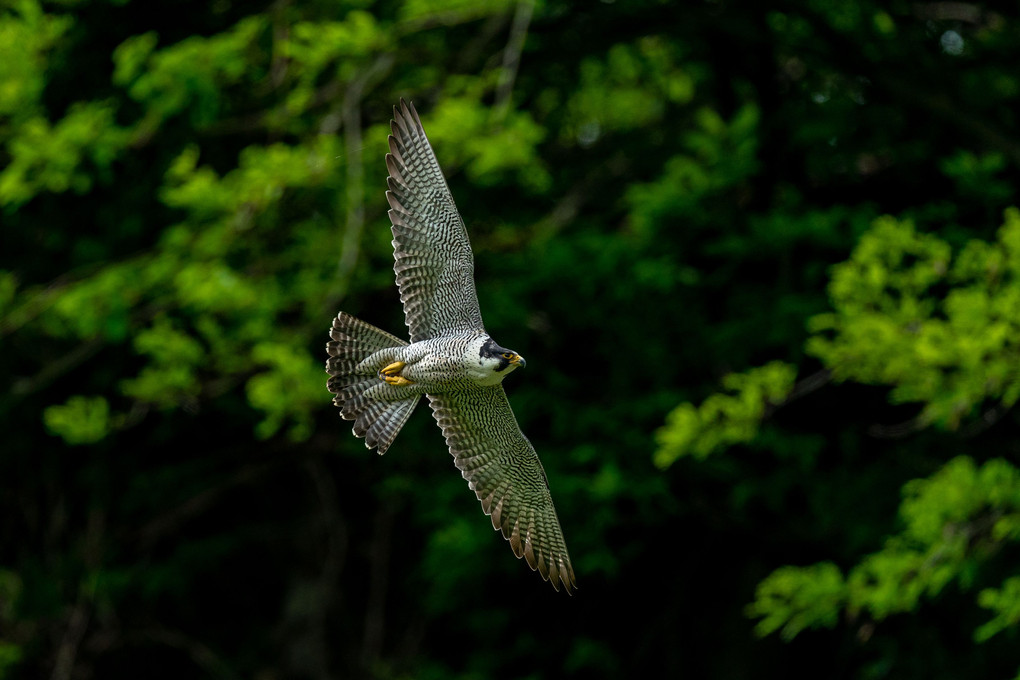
[
  {"xmin": 392, "ymin": 98, "xmax": 412, "ymax": 131},
  {"xmin": 561, "ymin": 566, "xmax": 579, "ymax": 596},
  {"xmin": 391, "ymin": 98, "xmax": 423, "ymax": 138},
  {"xmin": 405, "ymin": 99, "xmax": 420, "ymax": 123},
  {"xmin": 545, "ymin": 560, "xmax": 578, "ymax": 596},
  {"xmin": 496, "ymin": 521, "xmax": 577, "ymax": 595}
]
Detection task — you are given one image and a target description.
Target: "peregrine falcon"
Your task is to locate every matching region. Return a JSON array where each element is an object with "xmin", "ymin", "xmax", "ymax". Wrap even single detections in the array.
[{"xmin": 326, "ymin": 100, "xmax": 576, "ymax": 593}]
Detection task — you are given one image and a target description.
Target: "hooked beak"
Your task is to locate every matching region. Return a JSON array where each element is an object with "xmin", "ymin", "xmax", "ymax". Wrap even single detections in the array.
[{"xmin": 511, "ymin": 354, "xmax": 526, "ymax": 368}]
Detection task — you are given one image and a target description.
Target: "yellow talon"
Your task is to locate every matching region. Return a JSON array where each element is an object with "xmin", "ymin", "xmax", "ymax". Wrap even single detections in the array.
[
  {"xmin": 383, "ymin": 375, "xmax": 413, "ymax": 386},
  {"xmin": 380, "ymin": 361, "xmax": 406, "ymax": 376}
]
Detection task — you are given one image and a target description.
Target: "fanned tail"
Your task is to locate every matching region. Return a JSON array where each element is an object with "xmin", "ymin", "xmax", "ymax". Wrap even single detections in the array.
[{"xmin": 326, "ymin": 312, "xmax": 420, "ymax": 454}]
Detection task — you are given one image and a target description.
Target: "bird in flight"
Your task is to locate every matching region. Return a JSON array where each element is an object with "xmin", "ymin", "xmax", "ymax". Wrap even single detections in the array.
[{"xmin": 326, "ymin": 100, "xmax": 576, "ymax": 593}]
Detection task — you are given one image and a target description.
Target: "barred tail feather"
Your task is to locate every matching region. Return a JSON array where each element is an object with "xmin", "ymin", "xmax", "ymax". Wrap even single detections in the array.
[{"xmin": 326, "ymin": 312, "xmax": 420, "ymax": 454}]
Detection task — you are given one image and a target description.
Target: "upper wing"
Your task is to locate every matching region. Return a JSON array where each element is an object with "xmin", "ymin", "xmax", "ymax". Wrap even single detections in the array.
[
  {"xmin": 386, "ymin": 99, "xmax": 484, "ymax": 343},
  {"xmin": 427, "ymin": 385, "xmax": 577, "ymax": 593}
]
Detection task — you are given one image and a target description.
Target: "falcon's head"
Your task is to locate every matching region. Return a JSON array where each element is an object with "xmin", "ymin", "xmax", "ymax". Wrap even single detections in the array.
[{"xmin": 479, "ymin": 337, "xmax": 526, "ymax": 375}]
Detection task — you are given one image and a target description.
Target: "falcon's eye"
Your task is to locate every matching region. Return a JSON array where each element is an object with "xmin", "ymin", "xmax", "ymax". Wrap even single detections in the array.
[{"xmin": 501, "ymin": 352, "xmax": 513, "ymax": 359}]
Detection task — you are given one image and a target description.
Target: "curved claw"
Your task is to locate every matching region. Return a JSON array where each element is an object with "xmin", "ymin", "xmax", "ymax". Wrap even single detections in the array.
[
  {"xmin": 380, "ymin": 361, "xmax": 412, "ymax": 385},
  {"xmin": 380, "ymin": 361, "xmax": 406, "ymax": 376}
]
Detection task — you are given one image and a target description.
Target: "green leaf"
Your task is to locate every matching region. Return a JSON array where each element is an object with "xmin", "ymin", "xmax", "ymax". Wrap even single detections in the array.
[
  {"xmin": 43, "ymin": 395, "xmax": 111, "ymax": 445},
  {"xmin": 975, "ymin": 577, "xmax": 1020, "ymax": 642},
  {"xmin": 655, "ymin": 361, "xmax": 797, "ymax": 465},
  {"xmin": 807, "ymin": 211, "xmax": 1020, "ymax": 429},
  {"xmin": 746, "ymin": 562, "xmax": 846, "ymax": 640}
]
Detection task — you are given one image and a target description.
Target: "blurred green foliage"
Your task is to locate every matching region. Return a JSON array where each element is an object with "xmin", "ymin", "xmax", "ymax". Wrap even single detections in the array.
[
  {"xmin": 748, "ymin": 457, "xmax": 1020, "ymax": 641},
  {"xmin": 4, "ymin": 0, "xmax": 1020, "ymax": 678},
  {"xmin": 656, "ymin": 361, "xmax": 797, "ymax": 463},
  {"xmin": 660, "ymin": 206, "xmax": 1020, "ymax": 659},
  {"xmin": 809, "ymin": 210, "xmax": 1020, "ymax": 428}
]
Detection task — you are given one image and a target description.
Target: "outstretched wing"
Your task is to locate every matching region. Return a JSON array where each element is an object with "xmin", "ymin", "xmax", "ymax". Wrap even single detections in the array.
[
  {"xmin": 427, "ymin": 386, "xmax": 577, "ymax": 593},
  {"xmin": 386, "ymin": 99, "xmax": 484, "ymax": 343}
]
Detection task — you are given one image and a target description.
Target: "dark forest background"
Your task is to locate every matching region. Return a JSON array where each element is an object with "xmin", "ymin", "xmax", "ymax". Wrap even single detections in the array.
[{"xmin": 4, "ymin": 0, "xmax": 1020, "ymax": 678}]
